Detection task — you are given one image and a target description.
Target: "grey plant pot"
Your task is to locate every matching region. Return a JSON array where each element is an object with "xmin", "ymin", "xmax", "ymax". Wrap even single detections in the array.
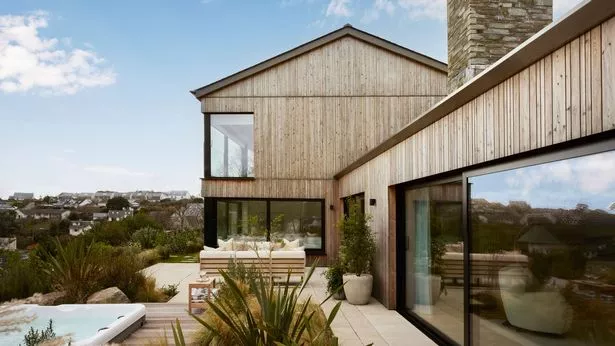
[{"xmin": 343, "ymin": 273, "xmax": 373, "ymax": 305}]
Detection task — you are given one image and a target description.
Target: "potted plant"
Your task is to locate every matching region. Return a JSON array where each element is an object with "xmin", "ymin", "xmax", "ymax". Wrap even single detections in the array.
[
  {"xmin": 338, "ymin": 198, "xmax": 376, "ymax": 305},
  {"xmin": 324, "ymin": 259, "xmax": 346, "ymax": 300},
  {"xmin": 416, "ymin": 237, "xmax": 446, "ymax": 305}
]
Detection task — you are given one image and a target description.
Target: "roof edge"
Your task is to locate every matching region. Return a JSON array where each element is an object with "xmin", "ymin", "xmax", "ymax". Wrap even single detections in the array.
[
  {"xmin": 190, "ymin": 25, "xmax": 447, "ymax": 100},
  {"xmin": 335, "ymin": 0, "xmax": 614, "ymax": 179}
]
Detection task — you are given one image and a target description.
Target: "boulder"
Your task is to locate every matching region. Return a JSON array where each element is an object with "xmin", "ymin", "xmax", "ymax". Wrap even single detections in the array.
[
  {"xmin": 86, "ymin": 287, "xmax": 130, "ymax": 304},
  {"xmin": 23, "ymin": 291, "xmax": 66, "ymax": 305}
]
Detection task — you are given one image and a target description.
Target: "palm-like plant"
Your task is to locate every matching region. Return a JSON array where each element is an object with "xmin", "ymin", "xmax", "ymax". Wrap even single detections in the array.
[
  {"xmin": 191, "ymin": 263, "xmax": 340, "ymax": 345},
  {"xmin": 42, "ymin": 238, "xmax": 104, "ymax": 303}
]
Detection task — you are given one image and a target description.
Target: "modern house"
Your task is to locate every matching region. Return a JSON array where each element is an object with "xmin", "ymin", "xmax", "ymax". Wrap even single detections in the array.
[{"xmin": 192, "ymin": 0, "xmax": 615, "ymax": 344}]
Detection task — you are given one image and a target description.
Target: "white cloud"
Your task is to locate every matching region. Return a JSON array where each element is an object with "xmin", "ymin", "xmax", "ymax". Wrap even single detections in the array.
[
  {"xmin": 397, "ymin": 0, "xmax": 445, "ymax": 21},
  {"xmin": 326, "ymin": 0, "xmax": 352, "ymax": 17},
  {"xmin": 0, "ymin": 11, "xmax": 116, "ymax": 95},
  {"xmin": 84, "ymin": 165, "xmax": 151, "ymax": 177},
  {"xmin": 362, "ymin": 0, "xmax": 396, "ymax": 24}
]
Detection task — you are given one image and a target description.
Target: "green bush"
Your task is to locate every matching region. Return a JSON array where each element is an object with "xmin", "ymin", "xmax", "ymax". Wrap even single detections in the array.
[
  {"xmin": 156, "ymin": 245, "xmax": 171, "ymax": 260},
  {"xmin": 42, "ymin": 238, "xmax": 104, "ymax": 303},
  {"xmin": 165, "ymin": 229, "xmax": 203, "ymax": 254},
  {"xmin": 23, "ymin": 319, "xmax": 56, "ymax": 346},
  {"xmin": 132, "ymin": 227, "xmax": 165, "ymax": 249},
  {"xmin": 97, "ymin": 245, "xmax": 149, "ymax": 302},
  {"xmin": 324, "ymin": 259, "xmax": 345, "ymax": 296},
  {"xmin": 0, "ymin": 250, "xmax": 51, "ymax": 302},
  {"xmin": 338, "ymin": 198, "xmax": 375, "ymax": 276}
]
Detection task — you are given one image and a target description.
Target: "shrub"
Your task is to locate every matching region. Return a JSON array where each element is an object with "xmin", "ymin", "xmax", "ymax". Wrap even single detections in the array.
[
  {"xmin": 338, "ymin": 198, "xmax": 376, "ymax": 276},
  {"xmin": 43, "ymin": 238, "xmax": 104, "ymax": 303},
  {"xmin": 134, "ymin": 276, "xmax": 166, "ymax": 303},
  {"xmin": 165, "ymin": 229, "xmax": 203, "ymax": 254},
  {"xmin": 138, "ymin": 249, "xmax": 161, "ymax": 267},
  {"xmin": 97, "ymin": 245, "xmax": 148, "ymax": 301},
  {"xmin": 323, "ymin": 259, "xmax": 345, "ymax": 295},
  {"xmin": 0, "ymin": 250, "xmax": 51, "ymax": 302},
  {"xmin": 161, "ymin": 283, "xmax": 179, "ymax": 298},
  {"xmin": 23, "ymin": 319, "xmax": 56, "ymax": 346},
  {"xmin": 132, "ymin": 227, "xmax": 165, "ymax": 249},
  {"xmin": 156, "ymin": 245, "xmax": 171, "ymax": 260},
  {"xmin": 192, "ymin": 262, "xmax": 340, "ymax": 345}
]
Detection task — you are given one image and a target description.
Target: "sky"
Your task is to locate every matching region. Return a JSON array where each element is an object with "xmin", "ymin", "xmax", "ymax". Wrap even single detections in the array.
[
  {"xmin": 0, "ymin": 0, "xmax": 584, "ymax": 199},
  {"xmin": 471, "ymin": 150, "xmax": 615, "ymax": 213}
]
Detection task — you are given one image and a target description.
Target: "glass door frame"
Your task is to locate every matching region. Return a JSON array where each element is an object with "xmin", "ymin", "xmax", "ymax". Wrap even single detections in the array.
[
  {"xmin": 396, "ymin": 132, "xmax": 615, "ymax": 346},
  {"xmin": 396, "ymin": 174, "xmax": 465, "ymax": 346}
]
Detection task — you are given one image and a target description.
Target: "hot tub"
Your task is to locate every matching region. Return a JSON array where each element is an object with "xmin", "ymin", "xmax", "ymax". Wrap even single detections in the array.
[{"xmin": 1, "ymin": 304, "xmax": 146, "ymax": 345}]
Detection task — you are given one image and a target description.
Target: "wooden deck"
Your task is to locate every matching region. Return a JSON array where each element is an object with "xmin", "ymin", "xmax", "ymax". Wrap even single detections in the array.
[{"xmin": 120, "ymin": 303, "xmax": 202, "ymax": 345}]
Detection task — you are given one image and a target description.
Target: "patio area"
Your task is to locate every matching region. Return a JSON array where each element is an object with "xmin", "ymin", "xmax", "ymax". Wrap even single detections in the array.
[{"xmin": 140, "ymin": 263, "xmax": 436, "ymax": 345}]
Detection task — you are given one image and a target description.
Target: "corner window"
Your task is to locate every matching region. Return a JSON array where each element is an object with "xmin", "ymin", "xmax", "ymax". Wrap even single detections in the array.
[{"xmin": 208, "ymin": 113, "xmax": 254, "ymax": 178}]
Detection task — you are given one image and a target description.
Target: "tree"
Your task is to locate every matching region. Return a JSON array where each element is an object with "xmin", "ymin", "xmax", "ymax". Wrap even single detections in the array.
[
  {"xmin": 106, "ymin": 197, "xmax": 129, "ymax": 211},
  {"xmin": 0, "ymin": 211, "xmax": 20, "ymax": 237}
]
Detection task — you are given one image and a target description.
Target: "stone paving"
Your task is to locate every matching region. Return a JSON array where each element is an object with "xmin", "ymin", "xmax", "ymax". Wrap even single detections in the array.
[{"xmin": 142, "ymin": 263, "xmax": 436, "ymax": 346}]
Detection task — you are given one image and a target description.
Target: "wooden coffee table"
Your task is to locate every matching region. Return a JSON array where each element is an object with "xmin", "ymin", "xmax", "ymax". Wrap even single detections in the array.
[{"xmin": 188, "ymin": 278, "xmax": 216, "ymax": 312}]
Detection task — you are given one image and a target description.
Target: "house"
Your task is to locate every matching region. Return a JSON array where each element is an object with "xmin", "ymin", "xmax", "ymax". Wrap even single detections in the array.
[
  {"xmin": 0, "ymin": 237, "xmax": 17, "ymax": 251},
  {"xmin": 92, "ymin": 212, "xmax": 108, "ymax": 221},
  {"xmin": 69, "ymin": 221, "xmax": 94, "ymax": 236},
  {"xmin": 108, "ymin": 209, "xmax": 133, "ymax": 221},
  {"xmin": 0, "ymin": 201, "xmax": 15, "ymax": 211},
  {"xmin": 170, "ymin": 203, "xmax": 204, "ymax": 230},
  {"xmin": 22, "ymin": 208, "xmax": 70, "ymax": 221},
  {"xmin": 9, "ymin": 192, "xmax": 34, "ymax": 201},
  {"xmin": 193, "ymin": 0, "xmax": 615, "ymax": 344},
  {"xmin": 167, "ymin": 191, "xmax": 191, "ymax": 201}
]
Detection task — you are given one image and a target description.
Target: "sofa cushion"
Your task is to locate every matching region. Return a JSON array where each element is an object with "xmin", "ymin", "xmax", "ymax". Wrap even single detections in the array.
[{"xmin": 218, "ymin": 238, "xmax": 234, "ymax": 251}]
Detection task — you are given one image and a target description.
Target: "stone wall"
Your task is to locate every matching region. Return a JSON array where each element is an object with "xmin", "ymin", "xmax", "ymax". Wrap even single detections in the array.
[{"xmin": 447, "ymin": 0, "xmax": 552, "ymax": 92}]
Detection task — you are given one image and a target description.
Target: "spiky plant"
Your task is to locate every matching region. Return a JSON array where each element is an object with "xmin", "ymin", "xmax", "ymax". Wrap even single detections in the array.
[{"xmin": 191, "ymin": 262, "xmax": 341, "ymax": 345}]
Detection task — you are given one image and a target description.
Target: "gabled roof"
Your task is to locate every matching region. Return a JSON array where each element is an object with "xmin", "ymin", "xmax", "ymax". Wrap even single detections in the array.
[{"xmin": 190, "ymin": 24, "xmax": 447, "ymax": 100}]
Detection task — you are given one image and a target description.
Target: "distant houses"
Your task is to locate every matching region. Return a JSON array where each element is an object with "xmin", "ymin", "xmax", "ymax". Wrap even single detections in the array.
[
  {"xmin": 21, "ymin": 209, "xmax": 70, "ymax": 221},
  {"xmin": 9, "ymin": 193, "xmax": 34, "ymax": 201},
  {"xmin": 69, "ymin": 221, "xmax": 94, "ymax": 236}
]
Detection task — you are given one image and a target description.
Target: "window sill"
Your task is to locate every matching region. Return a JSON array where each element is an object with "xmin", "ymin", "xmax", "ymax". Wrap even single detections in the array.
[{"xmin": 202, "ymin": 177, "xmax": 256, "ymax": 181}]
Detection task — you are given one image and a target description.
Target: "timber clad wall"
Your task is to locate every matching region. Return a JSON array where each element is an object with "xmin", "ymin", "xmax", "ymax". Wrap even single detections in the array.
[
  {"xmin": 339, "ymin": 16, "xmax": 615, "ymax": 308},
  {"xmin": 201, "ymin": 36, "xmax": 447, "ymax": 264}
]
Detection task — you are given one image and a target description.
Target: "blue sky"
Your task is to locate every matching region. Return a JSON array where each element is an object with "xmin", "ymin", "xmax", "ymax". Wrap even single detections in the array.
[{"xmin": 0, "ymin": 0, "xmax": 582, "ymax": 198}]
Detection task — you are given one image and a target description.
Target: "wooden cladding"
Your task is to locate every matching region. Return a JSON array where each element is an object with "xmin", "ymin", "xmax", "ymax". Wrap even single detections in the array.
[
  {"xmin": 203, "ymin": 97, "xmax": 441, "ymax": 180},
  {"xmin": 339, "ymin": 15, "xmax": 615, "ymax": 308},
  {"xmin": 205, "ymin": 37, "xmax": 447, "ymax": 98}
]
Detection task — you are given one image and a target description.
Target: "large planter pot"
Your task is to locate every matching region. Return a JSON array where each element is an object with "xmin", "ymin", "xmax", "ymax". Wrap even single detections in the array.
[
  {"xmin": 343, "ymin": 274, "xmax": 373, "ymax": 305},
  {"xmin": 414, "ymin": 273, "xmax": 441, "ymax": 305}
]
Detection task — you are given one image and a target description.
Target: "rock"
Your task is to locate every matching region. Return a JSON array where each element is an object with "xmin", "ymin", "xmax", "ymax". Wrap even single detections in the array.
[
  {"xmin": 39, "ymin": 291, "xmax": 67, "ymax": 305},
  {"xmin": 22, "ymin": 291, "xmax": 66, "ymax": 305},
  {"xmin": 86, "ymin": 287, "xmax": 130, "ymax": 304}
]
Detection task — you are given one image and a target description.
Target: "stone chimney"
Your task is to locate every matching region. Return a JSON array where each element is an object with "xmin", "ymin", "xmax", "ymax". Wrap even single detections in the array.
[{"xmin": 447, "ymin": 0, "xmax": 552, "ymax": 92}]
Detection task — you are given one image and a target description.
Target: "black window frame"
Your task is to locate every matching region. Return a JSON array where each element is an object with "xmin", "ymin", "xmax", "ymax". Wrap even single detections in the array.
[
  {"xmin": 342, "ymin": 192, "xmax": 366, "ymax": 217},
  {"xmin": 204, "ymin": 197, "xmax": 326, "ymax": 255},
  {"xmin": 395, "ymin": 131, "xmax": 615, "ymax": 346},
  {"xmin": 204, "ymin": 112, "xmax": 256, "ymax": 180}
]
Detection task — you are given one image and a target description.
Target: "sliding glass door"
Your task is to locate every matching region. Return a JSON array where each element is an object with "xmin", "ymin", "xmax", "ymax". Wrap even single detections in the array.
[{"xmin": 403, "ymin": 181, "xmax": 465, "ymax": 344}]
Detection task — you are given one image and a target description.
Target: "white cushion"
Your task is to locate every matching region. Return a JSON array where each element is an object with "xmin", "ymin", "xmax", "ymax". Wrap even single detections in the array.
[
  {"xmin": 203, "ymin": 245, "xmax": 218, "ymax": 251},
  {"xmin": 218, "ymin": 238, "xmax": 234, "ymax": 251}
]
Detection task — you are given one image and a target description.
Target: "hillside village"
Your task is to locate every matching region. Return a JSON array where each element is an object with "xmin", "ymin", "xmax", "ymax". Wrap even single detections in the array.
[{"xmin": 0, "ymin": 190, "xmax": 202, "ymax": 250}]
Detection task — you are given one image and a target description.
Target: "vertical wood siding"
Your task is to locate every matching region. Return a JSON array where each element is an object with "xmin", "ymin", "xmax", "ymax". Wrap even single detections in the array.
[
  {"xmin": 339, "ymin": 16, "xmax": 615, "ymax": 308},
  {"xmin": 201, "ymin": 36, "xmax": 447, "ymax": 265}
]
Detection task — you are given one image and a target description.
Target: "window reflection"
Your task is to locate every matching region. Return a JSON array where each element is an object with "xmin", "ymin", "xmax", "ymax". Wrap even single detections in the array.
[
  {"xmin": 405, "ymin": 182, "xmax": 464, "ymax": 344},
  {"xmin": 210, "ymin": 114, "xmax": 254, "ymax": 177},
  {"xmin": 469, "ymin": 150, "xmax": 615, "ymax": 345}
]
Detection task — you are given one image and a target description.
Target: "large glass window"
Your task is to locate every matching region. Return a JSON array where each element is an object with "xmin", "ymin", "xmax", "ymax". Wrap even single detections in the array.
[
  {"xmin": 210, "ymin": 198, "xmax": 324, "ymax": 251},
  {"xmin": 404, "ymin": 182, "xmax": 464, "ymax": 344},
  {"xmin": 216, "ymin": 200, "xmax": 266, "ymax": 240},
  {"xmin": 270, "ymin": 201, "xmax": 323, "ymax": 249},
  {"xmin": 469, "ymin": 150, "xmax": 615, "ymax": 345},
  {"xmin": 209, "ymin": 114, "xmax": 254, "ymax": 178}
]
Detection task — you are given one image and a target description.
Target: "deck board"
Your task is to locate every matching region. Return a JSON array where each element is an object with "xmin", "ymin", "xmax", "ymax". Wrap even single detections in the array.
[{"xmin": 120, "ymin": 303, "xmax": 202, "ymax": 345}]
